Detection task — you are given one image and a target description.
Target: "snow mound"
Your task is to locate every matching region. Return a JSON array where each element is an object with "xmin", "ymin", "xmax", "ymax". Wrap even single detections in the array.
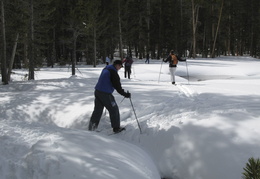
[{"xmin": 0, "ymin": 120, "xmax": 160, "ymax": 179}]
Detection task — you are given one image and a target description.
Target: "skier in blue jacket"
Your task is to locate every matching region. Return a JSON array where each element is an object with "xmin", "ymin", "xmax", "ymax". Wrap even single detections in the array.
[{"xmin": 88, "ymin": 60, "xmax": 131, "ymax": 133}]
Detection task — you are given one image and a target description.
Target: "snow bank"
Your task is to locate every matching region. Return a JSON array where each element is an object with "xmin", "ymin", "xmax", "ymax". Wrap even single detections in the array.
[{"xmin": 0, "ymin": 120, "xmax": 160, "ymax": 179}]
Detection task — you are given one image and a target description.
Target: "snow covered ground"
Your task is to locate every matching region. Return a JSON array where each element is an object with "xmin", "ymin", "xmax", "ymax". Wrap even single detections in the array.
[{"xmin": 0, "ymin": 56, "xmax": 260, "ymax": 179}]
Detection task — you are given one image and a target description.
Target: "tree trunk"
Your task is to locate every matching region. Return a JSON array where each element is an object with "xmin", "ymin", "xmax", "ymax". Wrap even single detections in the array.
[
  {"xmin": 191, "ymin": 0, "xmax": 199, "ymax": 59},
  {"xmin": 28, "ymin": 0, "xmax": 34, "ymax": 80},
  {"xmin": 51, "ymin": 28, "xmax": 56, "ymax": 67},
  {"xmin": 118, "ymin": 0, "xmax": 123, "ymax": 60},
  {"xmin": 23, "ymin": 33, "xmax": 29, "ymax": 68},
  {"xmin": 157, "ymin": 0, "xmax": 162, "ymax": 59},
  {"xmin": 8, "ymin": 33, "xmax": 19, "ymax": 81},
  {"xmin": 1, "ymin": 0, "xmax": 8, "ymax": 84},
  {"xmin": 72, "ymin": 30, "xmax": 77, "ymax": 75},
  {"xmin": 180, "ymin": 0, "xmax": 183, "ymax": 56},
  {"xmin": 93, "ymin": 26, "xmax": 97, "ymax": 67},
  {"xmin": 211, "ymin": 0, "xmax": 224, "ymax": 58},
  {"xmin": 250, "ymin": 27, "xmax": 255, "ymax": 57},
  {"xmin": 146, "ymin": 0, "xmax": 150, "ymax": 55},
  {"xmin": 138, "ymin": 12, "xmax": 144, "ymax": 59},
  {"xmin": 227, "ymin": 13, "xmax": 231, "ymax": 56},
  {"xmin": 202, "ymin": 25, "xmax": 207, "ymax": 58}
]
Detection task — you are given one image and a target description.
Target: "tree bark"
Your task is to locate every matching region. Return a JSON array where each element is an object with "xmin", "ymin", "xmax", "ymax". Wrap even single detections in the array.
[
  {"xmin": 191, "ymin": 0, "xmax": 199, "ymax": 59},
  {"xmin": 72, "ymin": 30, "xmax": 77, "ymax": 75},
  {"xmin": 28, "ymin": 0, "xmax": 34, "ymax": 80},
  {"xmin": 118, "ymin": 0, "xmax": 123, "ymax": 60},
  {"xmin": 8, "ymin": 33, "xmax": 19, "ymax": 81},
  {"xmin": 180, "ymin": 0, "xmax": 183, "ymax": 56},
  {"xmin": 157, "ymin": 0, "xmax": 162, "ymax": 59},
  {"xmin": 211, "ymin": 0, "xmax": 224, "ymax": 58},
  {"xmin": 51, "ymin": 28, "xmax": 56, "ymax": 67},
  {"xmin": 93, "ymin": 25, "xmax": 97, "ymax": 67},
  {"xmin": 146, "ymin": 0, "xmax": 150, "ymax": 55},
  {"xmin": 1, "ymin": 0, "xmax": 8, "ymax": 84}
]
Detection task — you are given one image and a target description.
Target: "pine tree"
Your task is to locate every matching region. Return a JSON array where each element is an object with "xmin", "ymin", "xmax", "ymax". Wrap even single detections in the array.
[{"xmin": 242, "ymin": 157, "xmax": 260, "ymax": 179}]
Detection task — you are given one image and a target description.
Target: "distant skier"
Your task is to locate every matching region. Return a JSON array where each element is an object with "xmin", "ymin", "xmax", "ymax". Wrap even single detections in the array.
[
  {"xmin": 145, "ymin": 53, "xmax": 150, "ymax": 64},
  {"xmin": 88, "ymin": 60, "xmax": 131, "ymax": 133},
  {"xmin": 163, "ymin": 50, "xmax": 186, "ymax": 85},
  {"xmin": 123, "ymin": 56, "xmax": 133, "ymax": 79}
]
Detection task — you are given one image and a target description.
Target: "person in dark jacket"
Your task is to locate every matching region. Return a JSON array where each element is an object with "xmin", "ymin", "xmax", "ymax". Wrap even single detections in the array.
[
  {"xmin": 145, "ymin": 53, "xmax": 150, "ymax": 64},
  {"xmin": 123, "ymin": 56, "xmax": 133, "ymax": 79},
  {"xmin": 163, "ymin": 50, "xmax": 185, "ymax": 84},
  {"xmin": 88, "ymin": 60, "xmax": 131, "ymax": 133}
]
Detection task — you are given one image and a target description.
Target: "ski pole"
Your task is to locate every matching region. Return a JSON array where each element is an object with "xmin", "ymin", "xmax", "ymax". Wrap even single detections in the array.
[
  {"xmin": 158, "ymin": 59, "xmax": 164, "ymax": 83},
  {"xmin": 120, "ymin": 97, "xmax": 125, "ymax": 103},
  {"xmin": 129, "ymin": 96, "xmax": 142, "ymax": 134},
  {"xmin": 185, "ymin": 59, "xmax": 190, "ymax": 85}
]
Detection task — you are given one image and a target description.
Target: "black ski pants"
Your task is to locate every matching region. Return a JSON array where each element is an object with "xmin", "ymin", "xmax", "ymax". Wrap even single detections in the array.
[
  {"xmin": 89, "ymin": 90, "xmax": 120, "ymax": 130},
  {"xmin": 124, "ymin": 66, "xmax": 131, "ymax": 79}
]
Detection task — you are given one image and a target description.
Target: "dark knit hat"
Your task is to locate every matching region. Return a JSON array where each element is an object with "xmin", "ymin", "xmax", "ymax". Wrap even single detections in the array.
[{"xmin": 113, "ymin": 60, "xmax": 123, "ymax": 66}]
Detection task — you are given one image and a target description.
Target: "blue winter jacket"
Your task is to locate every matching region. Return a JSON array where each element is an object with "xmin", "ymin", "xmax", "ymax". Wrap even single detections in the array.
[{"xmin": 95, "ymin": 65, "xmax": 126, "ymax": 96}]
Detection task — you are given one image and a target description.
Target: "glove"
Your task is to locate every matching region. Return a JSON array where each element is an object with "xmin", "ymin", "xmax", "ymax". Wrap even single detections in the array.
[{"xmin": 124, "ymin": 92, "xmax": 131, "ymax": 98}]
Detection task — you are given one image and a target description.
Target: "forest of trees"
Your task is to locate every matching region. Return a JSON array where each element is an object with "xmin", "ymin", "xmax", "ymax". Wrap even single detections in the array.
[{"xmin": 1, "ymin": 0, "xmax": 260, "ymax": 84}]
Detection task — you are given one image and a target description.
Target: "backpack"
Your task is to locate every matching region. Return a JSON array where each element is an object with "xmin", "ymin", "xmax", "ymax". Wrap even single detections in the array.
[
  {"xmin": 168, "ymin": 54, "xmax": 178, "ymax": 65},
  {"xmin": 173, "ymin": 55, "xmax": 178, "ymax": 65}
]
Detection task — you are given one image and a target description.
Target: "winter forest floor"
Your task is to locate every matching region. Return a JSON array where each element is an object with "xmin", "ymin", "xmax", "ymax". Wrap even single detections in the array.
[{"xmin": 1, "ymin": 56, "xmax": 260, "ymax": 179}]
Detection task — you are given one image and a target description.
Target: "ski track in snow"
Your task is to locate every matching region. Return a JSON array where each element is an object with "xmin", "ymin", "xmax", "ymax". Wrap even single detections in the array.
[{"xmin": 175, "ymin": 84, "xmax": 197, "ymax": 98}]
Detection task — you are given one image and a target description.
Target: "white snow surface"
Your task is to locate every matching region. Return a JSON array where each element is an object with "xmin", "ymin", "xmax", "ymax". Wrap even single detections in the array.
[{"xmin": 1, "ymin": 56, "xmax": 260, "ymax": 179}]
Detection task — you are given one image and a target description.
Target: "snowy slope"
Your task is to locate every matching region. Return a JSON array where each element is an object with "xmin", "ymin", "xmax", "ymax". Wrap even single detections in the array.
[
  {"xmin": 1, "ymin": 56, "xmax": 260, "ymax": 179},
  {"xmin": 0, "ymin": 120, "xmax": 160, "ymax": 179}
]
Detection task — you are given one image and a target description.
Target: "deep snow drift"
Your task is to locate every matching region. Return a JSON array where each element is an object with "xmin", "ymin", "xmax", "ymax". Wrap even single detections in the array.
[{"xmin": 0, "ymin": 56, "xmax": 260, "ymax": 179}]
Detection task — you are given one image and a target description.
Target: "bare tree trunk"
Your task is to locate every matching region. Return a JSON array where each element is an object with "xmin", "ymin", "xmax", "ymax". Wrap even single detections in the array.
[
  {"xmin": 72, "ymin": 30, "xmax": 77, "ymax": 75},
  {"xmin": 23, "ymin": 33, "xmax": 29, "ymax": 68},
  {"xmin": 1, "ymin": 0, "xmax": 8, "ymax": 84},
  {"xmin": 118, "ymin": 0, "xmax": 123, "ymax": 60},
  {"xmin": 157, "ymin": 0, "xmax": 162, "ymax": 59},
  {"xmin": 249, "ymin": 1, "xmax": 255, "ymax": 57},
  {"xmin": 28, "ymin": 0, "xmax": 34, "ymax": 80},
  {"xmin": 202, "ymin": 25, "xmax": 207, "ymax": 58},
  {"xmin": 93, "ymin": 26, "xmax": 97, "ymax": 67},
  {"xmin": 191, "ymin": 0, "xmax": 199, "ymax": 59},
  {"xmin": 211, "ymin": 0, "xmax": 224, "ymax": 58},
  {"xmin": 180, "ymin": 0, "xmax": 183, "ymax": 56},
  {"xmin": 250, "ymin": 26, "xmax": 254, "ymax": 57},
  {"xmin": 7, "ymin": 33, "xmax": 19, "ymax": 81},
  {"xmin": 51, "ymin": 28, "xmax": 56, "ymax": 67},
  {"xmin": 138, "ymin": 12, "xmax": 144, "ymax": 59},
  {"xmin": 227, "ymin": 14, "xmax": 231, "ymax": 56},
  {"xmin": 146, "ymin": 0, "xmax": 150, "ymax": 55}
]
